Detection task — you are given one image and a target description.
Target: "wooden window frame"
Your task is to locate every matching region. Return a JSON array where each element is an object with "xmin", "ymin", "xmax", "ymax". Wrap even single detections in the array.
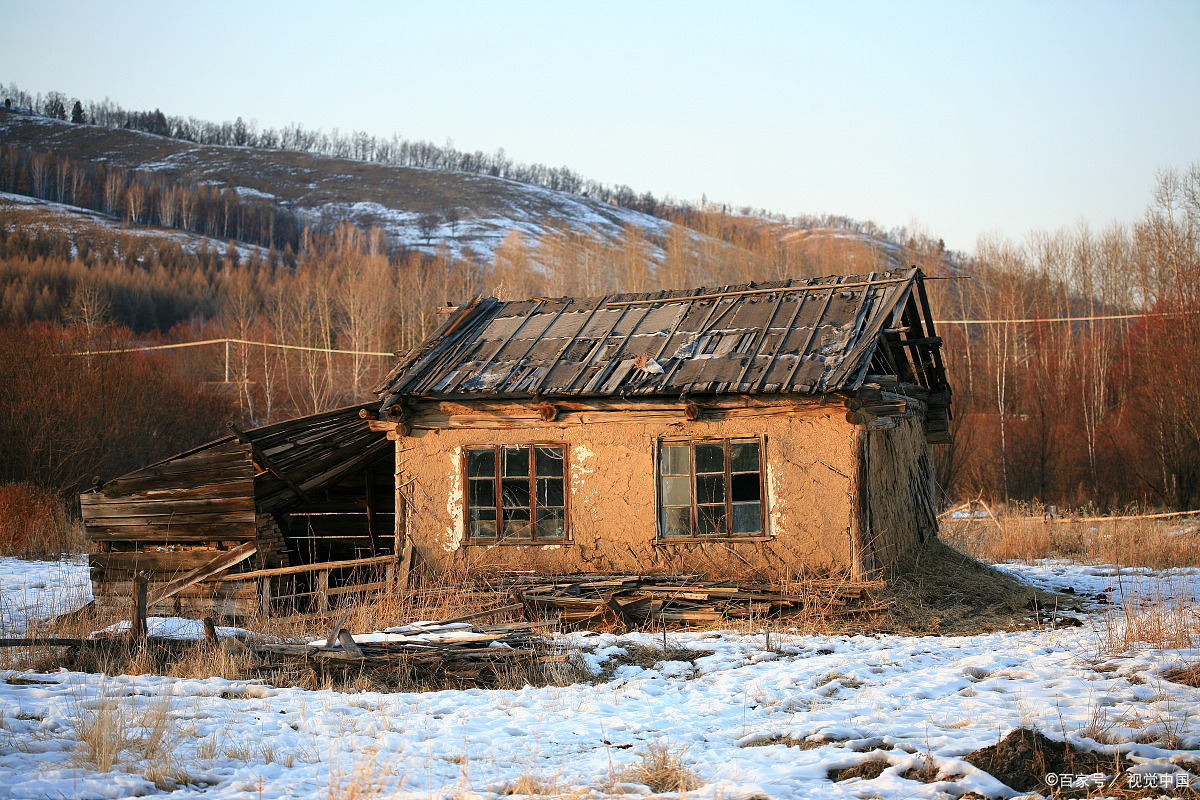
[
  {"xmin": 655, "ymin": 436, "xmax": 769, "ymax": 542},
  {"xmin": 462, "ymin": 443, "xmax": 570, "ymax": 544}
]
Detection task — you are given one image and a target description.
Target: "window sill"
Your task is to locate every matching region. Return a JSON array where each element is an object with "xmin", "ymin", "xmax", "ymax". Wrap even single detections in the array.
[
  {"xmin": 654, "ymin": 535, "xmax": 772, "ymax": 545},
  {"xmin": 464, "ymin": 538, "xmax": 572, "ymax": 547}
]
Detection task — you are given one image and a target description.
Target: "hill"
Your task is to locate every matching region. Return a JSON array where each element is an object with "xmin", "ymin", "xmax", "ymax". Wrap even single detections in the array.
[{"xmin": 0, "ymin": 109, "xmax": 690, "ymax": 261}]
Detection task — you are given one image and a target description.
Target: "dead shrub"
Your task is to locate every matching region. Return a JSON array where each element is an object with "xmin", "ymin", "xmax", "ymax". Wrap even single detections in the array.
[
  {"xmin": 618, "ymin": 739, "xmax": 700, "ymax": 793},
  {"xmin": 0, "ymin": 482, "xmax": 84, "ymax": 559}
]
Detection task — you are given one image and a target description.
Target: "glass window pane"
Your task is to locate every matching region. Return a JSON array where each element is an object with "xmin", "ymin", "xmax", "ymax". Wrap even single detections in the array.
[
  {"xmin": 697, "ymin": 505, "xmax": 727, "ymax": 535},
  {"xmin": 660, "ymin": 475, "xmax": 691, "ymax": 507},
  {"xmin": 730, "ymin": 440, "xmax": 760, "ymax": 473},
  {"xmin": 697, "ymin": 473, "xmax": 725, "ymax": 505},
  {"xmin": 470, "ymin": 508, "xmax": 497, "ymax": 538},
  {"xmin": 467, "ymin": 448, "xmax": 495, "ymax": 477},
  {"xmin": 732, "ymin": 502, "xmax": 762, "ymax": 534},
  {"xmin": 502, "ymin": 508, "xmax": 532, "ymax": 539},
  {"xmin": 537, "ymin": 477, "xmax": 565, "ymax": 508},
  {"xmin": 535, "ymin": 447, "xmax": 564, "ymax": 477},
  {"xmin": 501, "ymin": 478, "xmax": 530, "ymax": 509},
  {"xmin": 659, "ymin": 445, "xmax": 690, "ymax": 476},
  {"xmin": 469, "ymin": 477, "xmax": 495, "ymax": 508},
  {"xmin": 502, "ymin": 447, "xmax": 530, "ymax": 477},
  {"xmin": 536, "ymin": 508, "xmax": 565, "ymax": 539},
  {"xmin": 731, "ymin": 472, "xmax": 760, "ymax": 503},
  {"xmin": 695, "ymin": 443, "xmax": 724, "ymax": 473},
  {"xmin": 660, "ymin": 506, "xmax": 692, "ymax": 537}
]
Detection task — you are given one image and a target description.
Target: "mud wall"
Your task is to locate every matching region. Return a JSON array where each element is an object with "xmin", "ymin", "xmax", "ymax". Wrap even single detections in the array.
[
  {"xmin": 396, "ymin": 400, "xmax": 862, "ymax": 579},
  {"xmin": 863, "ymin": 415, "xmax": 936, "ymax": 572}
]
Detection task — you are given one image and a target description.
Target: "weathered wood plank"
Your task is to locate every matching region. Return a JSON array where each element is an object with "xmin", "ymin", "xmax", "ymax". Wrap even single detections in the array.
[
  {"xmin": 146, "ymin": 542, "xmax": 258, "ymax": 606},
  {"xmin": 82, "ymin": 510, "xmax": 257, "ymax": 526},
  {"xmin": 80, "ymin": 496, "xmax": 255, "ymax": 518},
  {"xmin": 85, "ymin": 523, "xmax": 256, "ymax": 542}
]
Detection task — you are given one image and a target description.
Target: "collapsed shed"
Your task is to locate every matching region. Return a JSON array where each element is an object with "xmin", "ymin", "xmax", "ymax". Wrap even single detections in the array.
[
  {"xmin": 370, "ymin": 267, "xmax": 952, "ymax": 581},
  {"xmin": 81, "ymin": 403, "xmax": 398, "ymax": 619}
]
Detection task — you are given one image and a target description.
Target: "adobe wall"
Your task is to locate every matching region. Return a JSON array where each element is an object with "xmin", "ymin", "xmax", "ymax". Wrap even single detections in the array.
[
  {"xmin": 863, "ymin": 415, "xmax": 937, "ymax": 572},
  {"xmin": 395, "ymin": 399, "xmax": 861, "ymax": 579}
]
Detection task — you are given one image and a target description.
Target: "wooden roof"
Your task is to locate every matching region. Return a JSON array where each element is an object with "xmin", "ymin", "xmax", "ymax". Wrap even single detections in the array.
[
  {"xmin": 376, "ymin": 268, "xmax": 949, "ymax": 402},
  {"xmin": 94, "ymin": 401, "xmax": 390, "ymax": 515}
]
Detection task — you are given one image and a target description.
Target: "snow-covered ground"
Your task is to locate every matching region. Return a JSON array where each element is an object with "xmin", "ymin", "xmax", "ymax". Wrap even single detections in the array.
[{"xmin": 0, "ymin": 557, "xmax": 1197, "ymax": 799}]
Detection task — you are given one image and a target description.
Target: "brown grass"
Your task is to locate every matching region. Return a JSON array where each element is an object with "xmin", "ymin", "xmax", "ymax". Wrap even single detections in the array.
[
  {"xmin": 1093, "ymin": 574, "xmax": 1199, "ymax": 656},
  {"xmin": 618, "ymin": 740, "xmax": 700, "ymax": 793},
  {"xmin": 941, "ymin": 507, "xmax": 1200, "ymax": 568},
  {"xmin": 0, "ymin": 482, "xmax": 87, "ymax": 559}
]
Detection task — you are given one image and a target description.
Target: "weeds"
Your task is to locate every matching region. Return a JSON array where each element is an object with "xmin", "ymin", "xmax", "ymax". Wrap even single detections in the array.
[
  {"xmin": 1092, "ymin": 574, "xmax": 1199, "ymax": 656},
  {"xmin": 941, "ymin": 506, "xmax": 1200, "ymax": 568},
  {"xmin": 71, "ymin": 686, "xmax": 193, "ymax": 790},
  {"xmin": 618, "ymin": 739, "xmax": 700, "ymax": 793}
]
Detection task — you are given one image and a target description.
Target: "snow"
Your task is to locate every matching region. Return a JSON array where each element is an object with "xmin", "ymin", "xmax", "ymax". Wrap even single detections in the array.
[
  {"xmin": 0, "ymin": 556, "xmax": 91, "ymax": 635},
  {"xmin": 0, "ymin": 557, "xmax": 1196, "ymax": 799}
]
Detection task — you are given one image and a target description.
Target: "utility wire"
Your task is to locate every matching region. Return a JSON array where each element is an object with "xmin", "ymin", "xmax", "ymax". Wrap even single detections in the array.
[{"xmin": 68, "ymin": 338, "xmax": 395, "ymax": 357}]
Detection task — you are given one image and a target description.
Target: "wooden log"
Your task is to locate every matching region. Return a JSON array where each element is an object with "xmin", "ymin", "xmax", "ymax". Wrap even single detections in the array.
[{"xmin": 220, "ymin": 553, "xmax": 398, "ymax": 581}]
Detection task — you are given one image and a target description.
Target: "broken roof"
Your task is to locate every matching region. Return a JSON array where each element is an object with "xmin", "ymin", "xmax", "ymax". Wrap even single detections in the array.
[{"xmin": 376, "ymin": 268, "xmax": 948, "ymax": 402}]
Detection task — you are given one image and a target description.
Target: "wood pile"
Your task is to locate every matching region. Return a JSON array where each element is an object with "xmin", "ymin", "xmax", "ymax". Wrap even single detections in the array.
[
  {"xmin": 242, "ymin": 619, "xmax": 566, "ymax": 681},
  {"xmin": 488, "ymin": 573, "xmax": 887, "ymax": 631}
]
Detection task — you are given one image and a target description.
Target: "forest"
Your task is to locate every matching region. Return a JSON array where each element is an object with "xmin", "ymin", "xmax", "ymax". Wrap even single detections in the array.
[{"xmin": 1, "ymin": 84, "xmax": 1197, "ymax": 514}]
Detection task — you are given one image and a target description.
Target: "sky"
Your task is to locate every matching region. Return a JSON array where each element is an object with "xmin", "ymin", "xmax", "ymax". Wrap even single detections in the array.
[{"xmin": 1, "ymin": 0, "xmax": 1197, "ymax": 252}]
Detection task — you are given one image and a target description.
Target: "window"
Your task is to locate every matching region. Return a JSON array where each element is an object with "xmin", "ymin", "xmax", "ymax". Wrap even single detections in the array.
[
  {"xmin": 465, "ymin": 445, "xmax": 567, "ymax": 542},
  {"xmin": 658, "ymin": 438, "xmax": 765, "ymax": 538}
]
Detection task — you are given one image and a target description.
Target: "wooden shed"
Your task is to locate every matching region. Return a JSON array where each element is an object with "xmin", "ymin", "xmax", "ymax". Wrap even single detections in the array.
[
  {"xmin": 81, "ymin": 403, "xmax": 399, "ymax": 620},
  {"xmin": 370, "ymin": 268, "xmax": 951, "ymax": 580}
]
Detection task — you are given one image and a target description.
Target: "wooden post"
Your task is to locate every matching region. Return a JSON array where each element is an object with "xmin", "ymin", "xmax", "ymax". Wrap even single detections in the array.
[
  {"xmin": 131, "ymin": 572, "xmax": 149, "ymax": 641},
  {"xmin": 316, "ymin": 570, "xmax": 330, "ymax": 613},
  {"xmin": 394, "ymin": 435, "xmax": 412, "ymax": 590},
  {"xmin": 259, "ymin": 577, "xmax": 272, "ymax": 617},
  {"xmin": 202, "ymin": 617, "xmax": 219, "ymax": 645}
]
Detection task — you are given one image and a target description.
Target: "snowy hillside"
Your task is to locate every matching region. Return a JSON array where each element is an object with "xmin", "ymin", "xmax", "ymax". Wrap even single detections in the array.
[{"xmin": 0, "ymin": 110, "xmax": 700, "ymax": 262}]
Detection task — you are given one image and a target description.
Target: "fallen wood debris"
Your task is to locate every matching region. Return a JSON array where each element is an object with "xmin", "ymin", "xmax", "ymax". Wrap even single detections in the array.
[
  {"xmin": 483, "ymin": 573, "xmax": 889, "ymax": 631},
  {"xmin": 242, "ymin": 620, "xmax": 568, "ymax": 682}
]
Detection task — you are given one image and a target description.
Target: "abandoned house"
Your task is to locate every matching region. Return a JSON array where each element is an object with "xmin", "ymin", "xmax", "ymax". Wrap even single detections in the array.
[
  {"xmin": 81, "ymin": 267, "xmax": 951, "ymax": 619},
  {"xmin": 368, "ymin": 267, "xmax": 951, "ymax": 581}
]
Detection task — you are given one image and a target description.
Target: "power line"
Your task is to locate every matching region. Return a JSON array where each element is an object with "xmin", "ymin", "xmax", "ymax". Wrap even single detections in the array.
[
  {"xmin": 933, "ymin": 311, "xmax": 1186, "ymax": 325},
  {"xmin": 67, "ymin": 338, "xmax": 395, "ymax": 357}
]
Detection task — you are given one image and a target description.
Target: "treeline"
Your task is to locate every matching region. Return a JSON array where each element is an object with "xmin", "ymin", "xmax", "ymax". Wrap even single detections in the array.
[
  {"xmin": 0, "ymin": 143, "xmax": 306, "ymax": 252},
  {"xmin": 4, "ymin": 83, "xmax": 851, "ymax": 227},
  {"xmin": 0, "ymin": 323, "xmax": 233, "ymax": 495},
  {"xmin": 926, "ymin": 165, "xmax": 1200, "ymax": 511}
]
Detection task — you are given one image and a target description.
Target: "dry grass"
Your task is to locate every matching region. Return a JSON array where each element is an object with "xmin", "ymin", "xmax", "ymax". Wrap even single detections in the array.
[
  {"xmin": 941, "ymin": 506, "xmax": 1200, "ymax": 568},
  {"xmin": 71, "ymin": 687, "xmax": 192, "ymax": 790},
  {"xmin": 1093, "ymin": 574, "xmax": 1199, "ymax": 656},
  {"xmin": 618, "ymin": 739, "xmax": 701, "ymax": 793},
  {"xmin": 0, "ymin": 482, "xmax": 87, "ymax": 560}
]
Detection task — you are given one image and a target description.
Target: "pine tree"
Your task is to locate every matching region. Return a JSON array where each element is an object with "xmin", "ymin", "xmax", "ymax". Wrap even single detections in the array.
[{"xmin": 71, "ymin": 101, "xmax": 86, "ymax": 124}]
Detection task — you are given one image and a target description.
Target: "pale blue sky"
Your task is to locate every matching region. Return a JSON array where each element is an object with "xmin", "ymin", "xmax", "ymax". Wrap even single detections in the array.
[{"xmin": 2, "ymin": 1, "xmax": 1197, "ymax": 251}]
